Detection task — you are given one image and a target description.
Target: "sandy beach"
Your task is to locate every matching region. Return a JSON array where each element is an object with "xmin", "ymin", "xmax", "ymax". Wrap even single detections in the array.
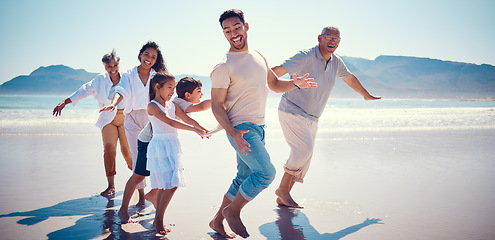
[
  {"xmin": 1, "ymin": 97, "xmax": 495, "ymax": 239},
  {"xmin": 1, "ymin": 125, "xmax": 495, "ymax": 239}
]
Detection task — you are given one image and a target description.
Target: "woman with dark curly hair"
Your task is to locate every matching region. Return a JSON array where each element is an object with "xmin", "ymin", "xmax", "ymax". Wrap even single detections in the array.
[{"xmin": 101, "ymin": 41, "xmax": 167, "ymax": 205}]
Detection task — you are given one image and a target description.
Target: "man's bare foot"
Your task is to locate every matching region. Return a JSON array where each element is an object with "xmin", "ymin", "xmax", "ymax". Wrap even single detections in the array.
[
  {"xmin": 145, "ymin": 189, "xmax": 158, "ymax": 209},
  {"xmin": 100, "ymin": 186, "xmax": 115, "ymax": 197},
  {"xmin": 209, "ymin": 218, "xmax": 236, "ymax": 238},
  {"xmin": 275, "ymin": 189, "xmax": 303, "ymax": 208},
  {"xmin": 118, "ymin": 210, "xmax": 136, "ymax": 223},
  {"xmin": 276, "ymin": 197, "xmax": 287, "ymax": 207},
  {"xmin": 222, "ymin": 206, "xmax": 249, "ymax": 238}
]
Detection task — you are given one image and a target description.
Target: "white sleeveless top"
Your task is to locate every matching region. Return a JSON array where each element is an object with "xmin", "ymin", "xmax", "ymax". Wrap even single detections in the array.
[{"xmin": 148, "ymin": 100, "xmax": 177, "ymax": 136}]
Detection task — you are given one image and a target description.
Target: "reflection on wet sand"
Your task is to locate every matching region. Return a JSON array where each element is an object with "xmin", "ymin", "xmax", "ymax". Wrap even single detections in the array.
[
  {"xmin": 0, "ymin": 192, "xmax": 167, "ymax": 240},
  {"xmin": 259, "ymin": 207, "xmax": 383, "ymax": 240}
]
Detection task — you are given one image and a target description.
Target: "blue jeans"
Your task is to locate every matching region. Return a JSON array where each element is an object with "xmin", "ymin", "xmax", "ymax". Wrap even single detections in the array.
[{"xmin": 225, "ymin": 123, "xmax": 276, "ymax": 201}]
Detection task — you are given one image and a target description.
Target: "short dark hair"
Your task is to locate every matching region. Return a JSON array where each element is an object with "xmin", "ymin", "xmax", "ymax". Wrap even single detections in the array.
[
  {"xmin": 219, "ymin": 9, "xmax": 245, "ymax": 27},
  {"xmin": 176, "ymin": 77, "xmax": 202, "ymax": 99}
]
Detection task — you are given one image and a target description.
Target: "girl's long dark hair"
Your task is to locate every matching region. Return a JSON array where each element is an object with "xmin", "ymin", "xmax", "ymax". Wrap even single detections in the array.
[
  {"xmin": 149, "ymin": 72, "xmax": 176, "ymax": 101},
  {"xmin": 138, "ymin": 41, "xmax": 167, "ymax": 72}
]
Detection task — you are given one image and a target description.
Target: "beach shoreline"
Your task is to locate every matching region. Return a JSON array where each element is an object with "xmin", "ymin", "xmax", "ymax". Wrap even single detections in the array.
[{"xmin": 1, "ymin": 127, "xmax": 494, "ymax": 239}]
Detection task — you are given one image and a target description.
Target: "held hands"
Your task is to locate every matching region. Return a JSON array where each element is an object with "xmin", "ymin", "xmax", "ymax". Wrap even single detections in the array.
[
  {"xmin": 195, "ymin": 126, "xmax": 214, "ymax": 139},
  {"xmin": 99, "ymin": 105, "xmax": 116, "ymax": 112},
  {"xmin": 194, "ymin": 127, "xmax": 208, "ymax": 138},
  {"xmin": 199, "ymin": 129, "xmax": 215, "ymax": 138},
  {"xmin": 293, "ymin": 73, "xmax": 317, "ymax": 89}
]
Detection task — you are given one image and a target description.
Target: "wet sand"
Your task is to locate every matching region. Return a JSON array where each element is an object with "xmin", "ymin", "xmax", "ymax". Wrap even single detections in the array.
[{"xmin": 1, "ymin": 128, "xmax": 494, "ymax": 239}]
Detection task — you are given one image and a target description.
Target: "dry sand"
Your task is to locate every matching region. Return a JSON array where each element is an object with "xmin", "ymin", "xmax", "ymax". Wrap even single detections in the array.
[{"xmin": 1, "ymin": 128, "xmax": 494, "ymax": 239}]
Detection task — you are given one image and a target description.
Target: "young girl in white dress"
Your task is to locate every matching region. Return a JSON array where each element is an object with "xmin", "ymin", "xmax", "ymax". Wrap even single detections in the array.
[{"xmin": 146, "ymin": 72, "xmax": 208, "ymax": 235}]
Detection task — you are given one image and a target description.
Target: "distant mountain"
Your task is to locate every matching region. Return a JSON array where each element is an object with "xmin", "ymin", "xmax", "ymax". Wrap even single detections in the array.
[
  {"xmin": 1, "ymin": 56, "xmax": 495, "ymax": 99},
  {"xmin": 0, "ymin": 65, "xmax": 98, "ymax": 95},
  {"xmin": 338, "ymin": 55, "xmax": 495, "ymax": 99},
  {"xmin": 0, "ymin": 66, "xmax": 213, "ymax": 96}
]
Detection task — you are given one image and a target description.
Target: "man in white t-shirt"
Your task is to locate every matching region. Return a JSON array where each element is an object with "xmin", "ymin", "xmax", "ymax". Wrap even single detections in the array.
[
  {"xmin": 272, "ymin": 25, "xmax": 381, "ymax": 209},
  {"xmin": 208, "ymin": 9, "xmax": 317, "ymax": 239}
]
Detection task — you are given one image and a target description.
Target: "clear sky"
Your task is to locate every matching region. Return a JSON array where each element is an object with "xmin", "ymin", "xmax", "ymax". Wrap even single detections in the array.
[{"xmin": 1, "ymin": 0, "xmax": 494, "ymax": 84}]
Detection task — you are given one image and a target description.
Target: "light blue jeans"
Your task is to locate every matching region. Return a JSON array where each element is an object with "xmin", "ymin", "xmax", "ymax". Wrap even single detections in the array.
[{"xmin": 225, "ymin": 123, "xmax": 276, "ymax": 201}]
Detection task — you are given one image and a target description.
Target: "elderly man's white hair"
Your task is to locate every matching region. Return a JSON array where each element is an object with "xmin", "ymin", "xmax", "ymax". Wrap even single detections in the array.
[{"xmin": 321, "ymin": 25, "xmax": 340, "ymax": 35}]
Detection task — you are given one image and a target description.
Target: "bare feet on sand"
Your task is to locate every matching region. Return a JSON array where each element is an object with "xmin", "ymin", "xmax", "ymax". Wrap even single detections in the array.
[
  {"xmin": 145, "ymin": 189, "xmax": 158, "ymax": 209},
  {"xmin": 100, "ymin": 186, "xmax": 115, "ymax": 197},
  {"xmin": 137, "ymin": 196, "xmax": 146, "ymax": 207},
  {"xmin": 275, "ymin": 189, "xmax": 303, "ymax": 208},
  {"xmin": 209, "ymin": 218, "xmax": 236, "ymax": 238},
  {"xmin": 153, "ymin": 222, "xmax": 171, "ymax": 235},
  {"xmin": 222, "ymin": 206, "xmax": 249, "ymax": 238},
  {"xmin": 117, "ymin": 210, "xmax": 136, "ymax": 224}
]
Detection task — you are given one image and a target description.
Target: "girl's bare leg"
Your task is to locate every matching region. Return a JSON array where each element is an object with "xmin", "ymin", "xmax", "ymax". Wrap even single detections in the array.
[
  {"xmin": 154, "ymin": 187, "xmax": 177, "ymax": 235},
  {"xmin": 118, "ymin": 173, "xmax": 145, "ymax": 223},
  {"xmin": 145, "ymin": 189, "xmax": 159, "ymax": 209}
]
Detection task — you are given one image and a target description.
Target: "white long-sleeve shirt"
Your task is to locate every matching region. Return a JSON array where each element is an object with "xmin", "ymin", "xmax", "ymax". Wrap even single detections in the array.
[
  {"xmin": 68, "ymin": 72, "xmax": 126, "ymax": 130},
  {"xmin": 115, "ymin": 66, "xmax": 156, "ymax": 114}
]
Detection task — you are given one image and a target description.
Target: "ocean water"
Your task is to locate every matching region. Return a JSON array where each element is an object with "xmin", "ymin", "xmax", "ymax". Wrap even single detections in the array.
[{"xmin": 0, "ymin": 94, "xmax": 494, "ymax": 134}]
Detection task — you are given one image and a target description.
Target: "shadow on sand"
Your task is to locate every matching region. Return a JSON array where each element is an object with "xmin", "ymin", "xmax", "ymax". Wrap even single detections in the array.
[
  {"xmin": 259, "ymin": 206, "xmax": 383, "ymax": 240},
  {"xmin": 0, "ymin": 192, "xmax": 165, "ymax": 240}
]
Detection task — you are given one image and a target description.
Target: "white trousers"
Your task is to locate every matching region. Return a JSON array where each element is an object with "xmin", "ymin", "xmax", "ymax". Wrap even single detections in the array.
[{"xmin": 124, "ymin": 109, "xmax": 148, "ymax": 189}]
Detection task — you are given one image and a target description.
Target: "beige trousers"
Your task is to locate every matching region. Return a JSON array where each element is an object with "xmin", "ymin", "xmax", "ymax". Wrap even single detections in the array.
[
  {"xmin": 101, "ymin": 110, "xmax": 133, "ymax": 177},
  {"xmin": 278, "ymin": 110, "xmax": 318, "ymax": 183}
]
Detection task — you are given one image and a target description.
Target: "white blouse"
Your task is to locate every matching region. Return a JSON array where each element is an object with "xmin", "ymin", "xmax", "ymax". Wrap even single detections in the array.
[
  {"xmin": 115, "ymin": 66, "xmax": 156, "ymax": 114},
  {"xmin": 69, "ymin": 72, "xmax": 126, "ymax": 130}
]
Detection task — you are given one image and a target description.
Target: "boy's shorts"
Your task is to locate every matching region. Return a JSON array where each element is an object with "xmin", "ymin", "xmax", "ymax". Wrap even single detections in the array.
[{"xmin": 134, "ymin": 140, "xmax": 150, "ymax": 176}]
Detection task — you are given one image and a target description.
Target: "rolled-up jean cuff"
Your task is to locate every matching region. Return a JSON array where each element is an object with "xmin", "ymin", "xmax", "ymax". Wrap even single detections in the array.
[
  {"xmin": 225, "ymin": 192, "xmax": 236, "ymax": 201},
  {"xmin": 239, "ymin": 187, "xmax": 255, "ymax": 201},
  {"xmin": 225, "ymin": 186, "xmax": 256, "ymax": 202}
]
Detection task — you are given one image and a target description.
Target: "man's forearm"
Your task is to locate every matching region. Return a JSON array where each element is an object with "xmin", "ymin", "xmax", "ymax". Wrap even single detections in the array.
[{"xmin": 212, "ymin": 104, "xmax": 235, "ymax": 136}]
